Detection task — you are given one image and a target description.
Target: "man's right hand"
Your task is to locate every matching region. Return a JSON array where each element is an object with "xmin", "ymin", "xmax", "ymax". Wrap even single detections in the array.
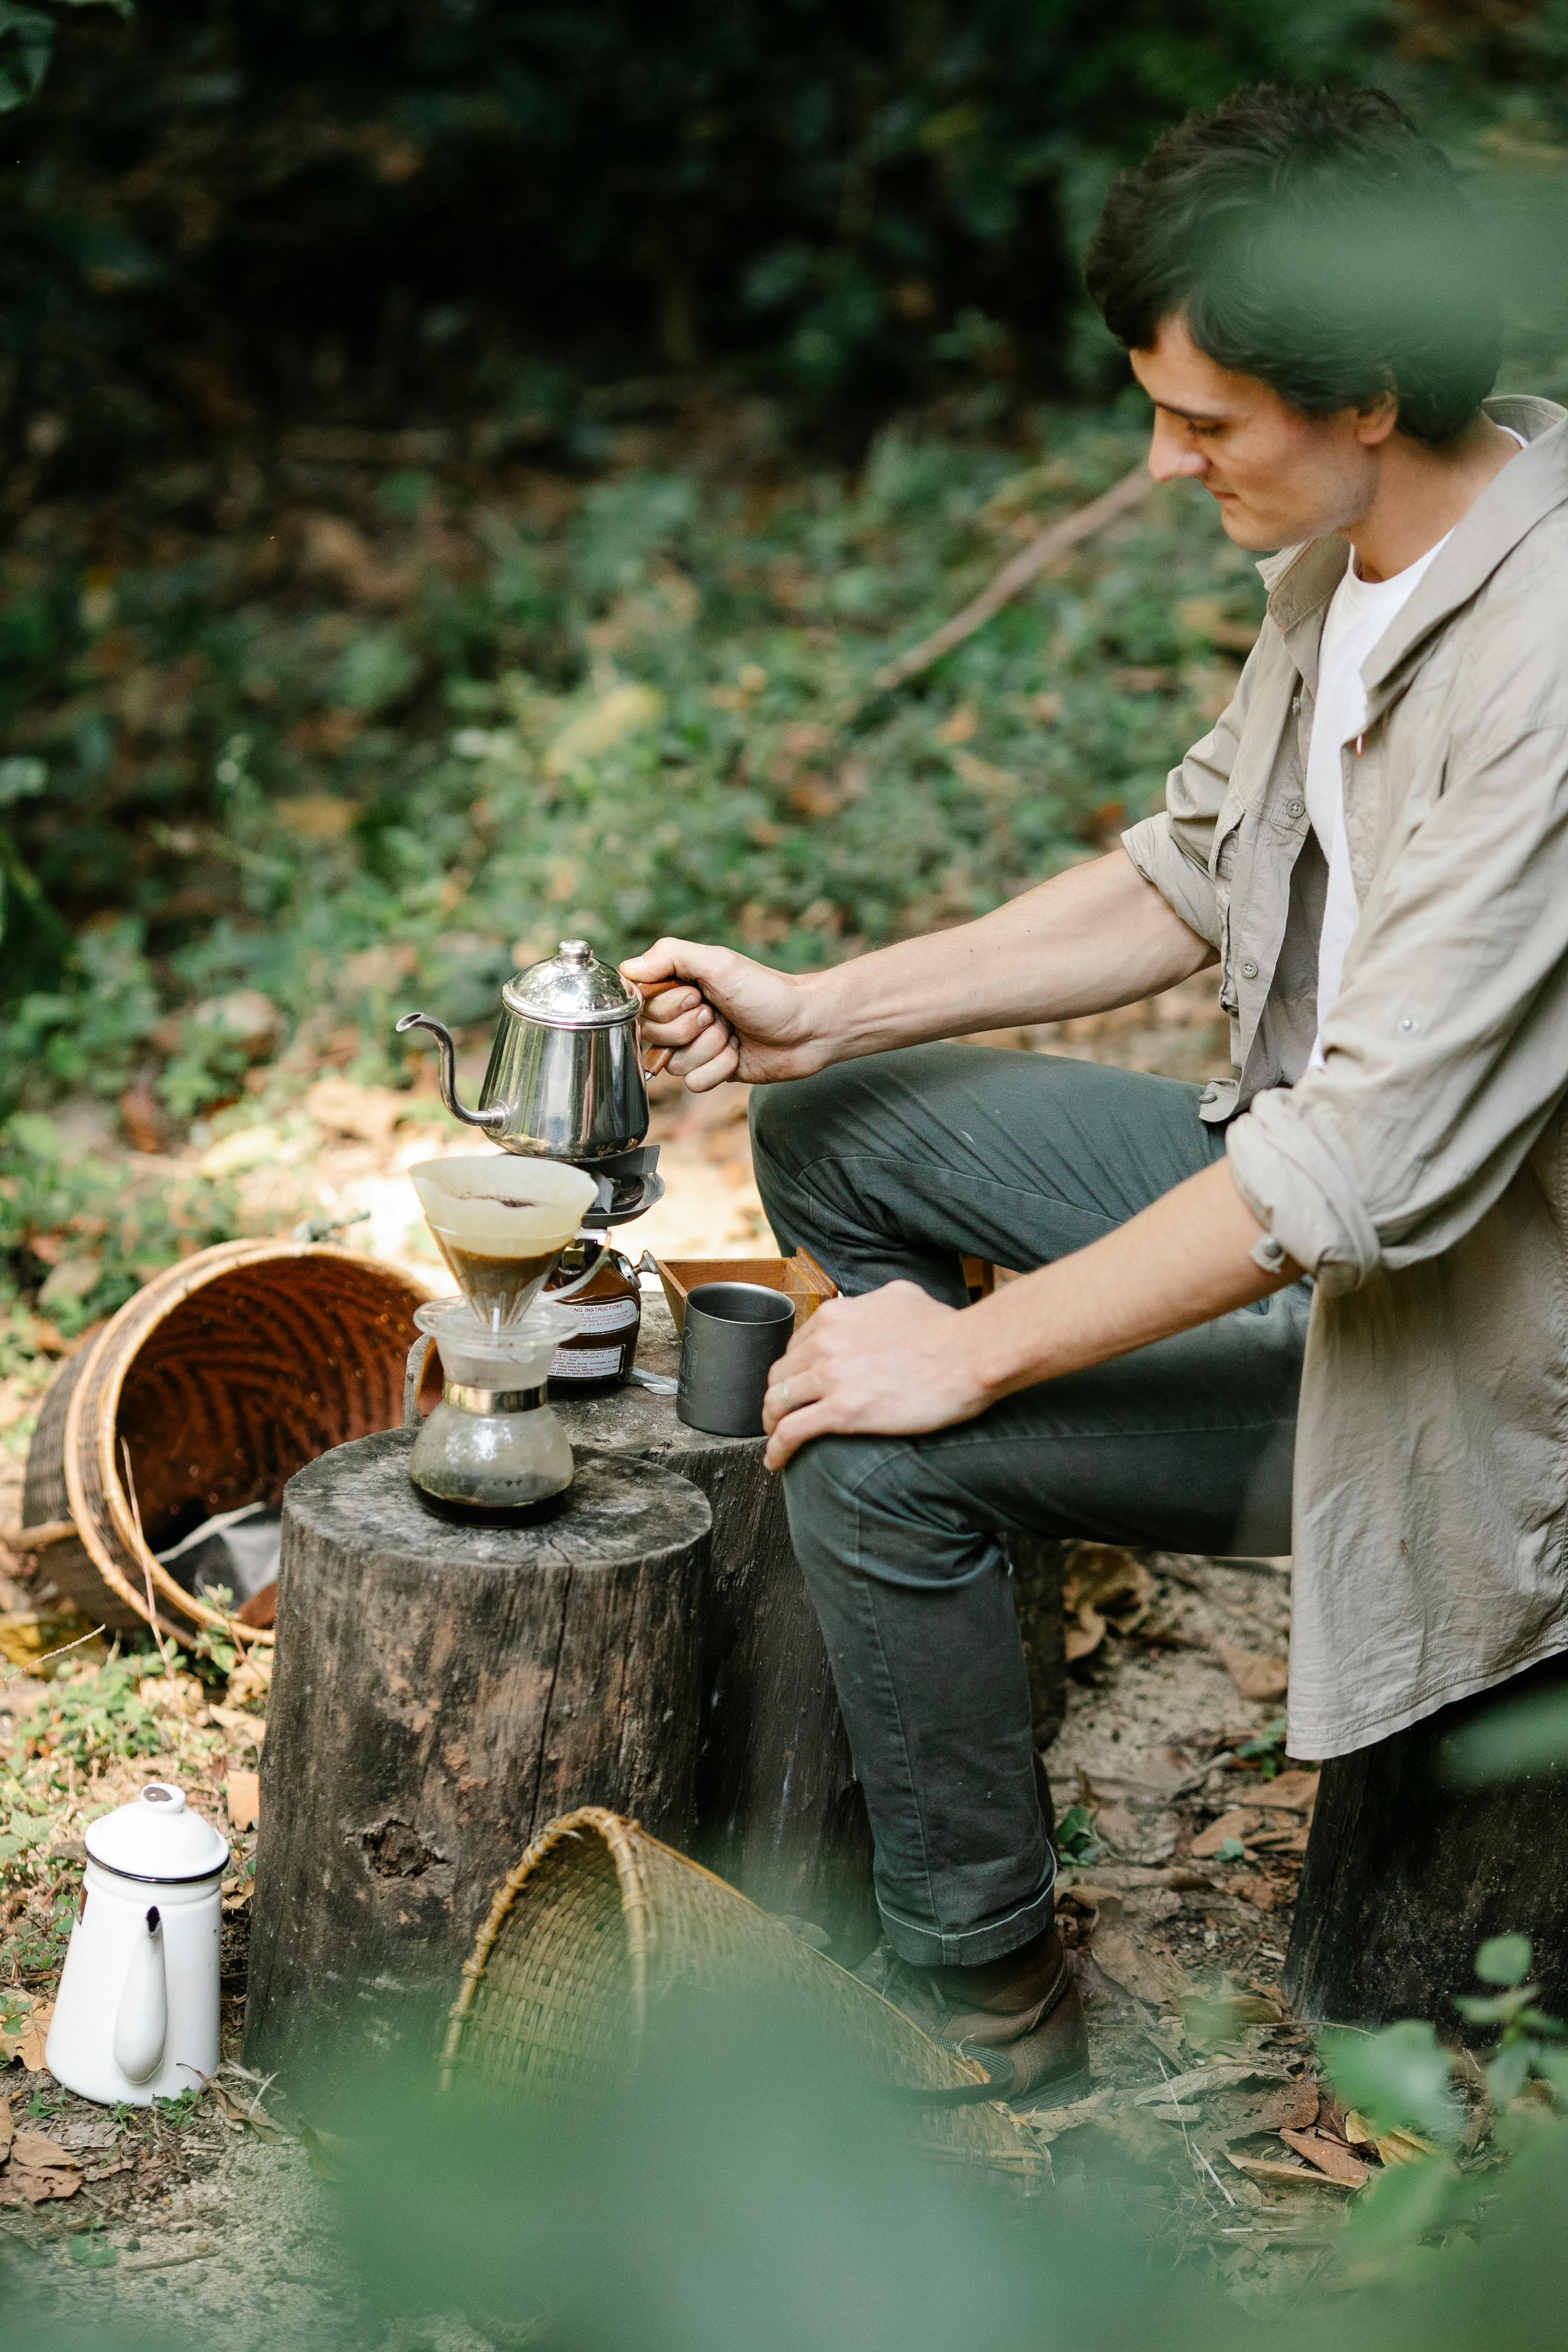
[{"xmin": 621, "ymin": 938, "xmax": 827, "ymax": 1092}]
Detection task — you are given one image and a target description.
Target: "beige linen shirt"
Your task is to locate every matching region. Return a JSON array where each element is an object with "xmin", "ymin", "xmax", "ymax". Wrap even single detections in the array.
[{"xmin": 1122, "ymin": 396, "xmax": 1568, "ymax": 1759}]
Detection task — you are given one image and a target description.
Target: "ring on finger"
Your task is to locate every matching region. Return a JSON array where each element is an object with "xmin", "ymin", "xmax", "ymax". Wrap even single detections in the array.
[{"xmin": 778, "ymin": 1380, "xmax": 792, "ymax": 1409}]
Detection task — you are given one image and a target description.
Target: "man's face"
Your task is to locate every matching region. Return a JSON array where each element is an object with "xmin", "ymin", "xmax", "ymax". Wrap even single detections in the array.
[{"xmin": 1130, "ymin": 315, "xmax": 1385, "ymax": 551}]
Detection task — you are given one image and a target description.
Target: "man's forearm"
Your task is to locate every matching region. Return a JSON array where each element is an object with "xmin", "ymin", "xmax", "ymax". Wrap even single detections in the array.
[
  {"xmin": 759, "ymin": 1156, "xmax": 1300, "ymax": 1471},
  {"xmin": 971, "ymin": 1157, "xmax": 1293, "ymax": 1402},
  {"xmin": 799, "ymin": 849, "xmax": 1214, "ymax": 1064}
]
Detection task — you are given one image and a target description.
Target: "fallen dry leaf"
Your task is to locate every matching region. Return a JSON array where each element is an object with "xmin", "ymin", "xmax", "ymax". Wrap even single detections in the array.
[
  {"xmin": 53, "ymin": 2116, "xmax": 119, "ymax": 2154},
  {"xmin": 227, "ymin": 1768, "xmax": 260, "ymax": 1832},
  {"xmin": 1343, "ymin": 2108, "xmax": 1379, "ymax": 2150},
  {"xmin": 303, "ymin": 1076, "xmax": 408, "ymax": 1145},
  {"xmin": 1131, "ymin": 2061, "xmax": 1274, "ymax": 2107},
  {"xmin": 1218, "ymin": 2075, "xmax": 1319, "ymax": 2139},
  {"xmin": 1064, "ymin": 1603, "xmax": 1106, "ymax": 1663},
  {"xmin": 1228, "ymin": 2153, "xmax": 1355, "ymax": 2191},
  {"xmin": 1190, "ymin": 1807, "xmax": 1258, "ymax": 1859},
  {"xmin": 209, "ymin": 1703, "xmax": 265, "ymax": 1744},
  {"xmin": 16, "ymin": 2000, "xmax": 51, "ymax": 2072},
  {"xmin": 1281, "ymin": 2126, "xmax": 1370, "ymax": 2185},
  {"xmin": 1243, "ymin": 1770, "xmax": 1319, "ymax": 1813},
  {"xmin": 1064, "ymin": 1545, "xmax": 1155, "ymax": 1631},
  {"xmin": 1214, "ymin": 1640, "xmax": 1289, "ymax": 1701},
  {"xmin": 1248, "ymin": 1822, "xmax": 1311, "ymax": 1854},
  {"xmin": 1092, "ymin": 1926, "xmax": 1190, "ymax": 2010},
  {"xmin": 0, "ymin": 2094, "xmax": 13, "ymax": 2162},
  {"xmin": 13, "ymin": 2129, "xmax": 79, "ymax": 2171},
  {"xmin": 1377, "ymin": 2126, "xmax": 1440, "ymax": 2167}
]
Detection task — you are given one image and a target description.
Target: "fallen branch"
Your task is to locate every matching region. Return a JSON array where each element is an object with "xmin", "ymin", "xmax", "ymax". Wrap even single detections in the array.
[{"xmin": 871, "ymin": 462, "xmax": 1152, "ymax": 693}]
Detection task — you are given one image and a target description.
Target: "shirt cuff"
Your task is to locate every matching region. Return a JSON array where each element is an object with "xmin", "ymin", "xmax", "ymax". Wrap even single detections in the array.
[
  {"xmin": 1120, "ymin": 815, "xmax": 1222, "ymax": 950},
  {"xmin": 1226, "ymin": 1087, "xmax": 1382, "ymax": 1295}
]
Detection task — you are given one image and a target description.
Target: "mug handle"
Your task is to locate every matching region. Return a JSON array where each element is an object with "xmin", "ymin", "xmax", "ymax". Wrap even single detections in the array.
[{"xmin": 549, "ymin": 1237, "xmax": 611, "ymax": 1301}]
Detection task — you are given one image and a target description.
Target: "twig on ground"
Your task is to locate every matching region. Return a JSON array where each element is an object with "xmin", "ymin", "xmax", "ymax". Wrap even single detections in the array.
[
  {"xmin": 26, "ymin": 1624, "xmax": 106, "ymax": 1670},
  {"xmin": 871, "ymin": 463, "xmax": 1152, "ymax": 693},
  {"xmin": 119, "ymin": 1441, "xmax": 176, "ymax": 1676}
]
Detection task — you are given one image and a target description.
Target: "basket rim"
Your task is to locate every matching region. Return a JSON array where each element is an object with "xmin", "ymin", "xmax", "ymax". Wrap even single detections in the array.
[
  {"xmin": 437, "ymin": 1804, "xmax": 1001, "ymax": 2111},
  {"xmin": 62, "ymin": 1237, "xmax": 432, "ymax": 1647}
]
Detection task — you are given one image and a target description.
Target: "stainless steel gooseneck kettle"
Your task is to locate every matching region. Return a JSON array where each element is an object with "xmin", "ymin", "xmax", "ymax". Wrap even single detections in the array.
[{"xmin": 397, "ymin": 938, "xmax": 650, "ymax": 1164}]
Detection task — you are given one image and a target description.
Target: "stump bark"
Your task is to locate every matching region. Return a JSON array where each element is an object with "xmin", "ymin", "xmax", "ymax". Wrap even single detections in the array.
[
  {"xmin": 1286, "ymin": 1646, "xmax": 1568, "ymax": 2026},
  {"xmin": 244, "ymin": 1430, "xmax": 710, "ymax": 2079}
]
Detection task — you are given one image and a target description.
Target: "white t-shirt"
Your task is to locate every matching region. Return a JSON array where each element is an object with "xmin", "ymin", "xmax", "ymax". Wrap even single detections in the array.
[{"xmin": 1305, "ymin": 432, "xmax": 1527, "ymax": 1069}]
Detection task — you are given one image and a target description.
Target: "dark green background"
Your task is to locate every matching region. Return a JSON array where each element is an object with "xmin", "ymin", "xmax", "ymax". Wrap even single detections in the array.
[{"xmin": 4, "ymin": 0, "xmax": 1565, "ymax": 473}]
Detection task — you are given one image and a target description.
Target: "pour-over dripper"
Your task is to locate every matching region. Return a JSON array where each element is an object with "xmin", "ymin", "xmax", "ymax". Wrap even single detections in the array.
[{"xmin": 410, "ymin": 1154, "xmax": 599, "ymax": 1328}]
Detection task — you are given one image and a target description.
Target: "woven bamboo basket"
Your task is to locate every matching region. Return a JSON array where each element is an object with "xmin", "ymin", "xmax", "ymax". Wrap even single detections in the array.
[
  {"xmin": 21, "ymin": 1239, "xmax": 430, "ymax": 1642},
  {"xmin": 441, "ymin": 1806, "xmax": 1049, "ymax": 2182}
]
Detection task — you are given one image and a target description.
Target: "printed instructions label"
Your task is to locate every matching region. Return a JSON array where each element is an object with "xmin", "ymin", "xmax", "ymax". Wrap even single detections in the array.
[{"xmin": 551, "ymin": 1344, "xmax": 625, "ymax": 1379}]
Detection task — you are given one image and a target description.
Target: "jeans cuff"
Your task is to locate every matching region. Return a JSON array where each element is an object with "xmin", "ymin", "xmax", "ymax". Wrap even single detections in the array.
[{"xmin": 876, "ymin": 1858, "xmax": 1057, "ymax": 1970}]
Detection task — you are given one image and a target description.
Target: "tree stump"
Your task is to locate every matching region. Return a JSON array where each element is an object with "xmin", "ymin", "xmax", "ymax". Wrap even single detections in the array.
[
  {"xmin": 244, "ymin": 1431, "xmax": 710, "ymax": 2079},
  {"xmin": 1286, "ymin": 1646, "xmax": 1568, "ymax": 2027}
]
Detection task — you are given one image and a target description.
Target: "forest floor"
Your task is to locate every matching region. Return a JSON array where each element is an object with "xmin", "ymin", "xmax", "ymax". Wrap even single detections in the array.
[{"xmin": 0, "ymin": 985, "xmax": 1369, "ymax": 2331}]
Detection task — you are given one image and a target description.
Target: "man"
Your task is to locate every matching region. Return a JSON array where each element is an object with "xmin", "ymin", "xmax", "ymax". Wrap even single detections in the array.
[{"xmin": 624, "ymin": 83, "xmax": 1568, "ymax": 2102}]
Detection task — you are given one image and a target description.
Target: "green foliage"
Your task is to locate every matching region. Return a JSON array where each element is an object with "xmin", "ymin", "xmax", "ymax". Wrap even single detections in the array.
[
  {"xmin": 1453, "ymin": 1936, "xmax": 1568, "ymax": 2110},
  {"xmin": 15, "ymin": 1652, "xmax": 166, "ymax": 1767},
  {"xmin": 1442, "ymin": 1681, "xmax": 1568, "ymax": 1784},
  {"xmin": 0, "ymin": 0, "xmax": 1562, "ymax": 470},
  {"xmin": 0, "ymin": 413, "xmax": 1272, "ymax": 1112},
  {"xmin": 0, "ymin": 1104, "xmax": 239, "ymax": 1330},
  {"xmin": 1322, "ymin": 2017, "xmax": 1461, "ymax": 2142},
  {"xmin": 1052, "ymin": 1801, "xmax": 1106, "ymax": 1863},
  {"xmin": 0, "ymin": 0, "xmax": 126, "ymax": 116}
]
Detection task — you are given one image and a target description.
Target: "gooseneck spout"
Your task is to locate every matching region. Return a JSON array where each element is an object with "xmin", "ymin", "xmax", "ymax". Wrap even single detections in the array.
[{"xmin": 395, "ymin": 1014, "xmax": 507, "ymax": 1133}]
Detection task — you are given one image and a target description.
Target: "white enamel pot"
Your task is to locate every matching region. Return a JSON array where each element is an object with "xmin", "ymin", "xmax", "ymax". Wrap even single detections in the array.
[{"xmin": 46, "ymin": 1783, "xmax": 229, "ymax": 2107}]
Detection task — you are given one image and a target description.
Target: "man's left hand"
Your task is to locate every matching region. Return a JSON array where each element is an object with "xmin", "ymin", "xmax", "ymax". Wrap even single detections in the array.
[{"xmin": 761, "ymin": 1281, "xmax": 988, "ymax": 1471}]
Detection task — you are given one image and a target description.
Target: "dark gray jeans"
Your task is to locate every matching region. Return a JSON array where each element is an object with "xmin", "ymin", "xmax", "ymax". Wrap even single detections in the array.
[{"xmin": 749, "ymin": 1046, "xmax": 1309, "ymax": 1968}]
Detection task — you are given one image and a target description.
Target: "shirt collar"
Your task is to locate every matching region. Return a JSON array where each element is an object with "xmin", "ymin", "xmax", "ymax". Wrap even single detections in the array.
[{"xmin": 1254, "ymin": 396, "xmax": 1568, "ymax": 702}]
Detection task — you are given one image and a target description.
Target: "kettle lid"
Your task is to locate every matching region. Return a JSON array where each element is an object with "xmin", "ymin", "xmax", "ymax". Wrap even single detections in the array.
[
  {"xmin": 502, "ymin": 938, "xmax": 640, "ymax": 1031},
  {"xmin": 85, "ymin": 1783, "xmax": 230, "ymax": 1884}
]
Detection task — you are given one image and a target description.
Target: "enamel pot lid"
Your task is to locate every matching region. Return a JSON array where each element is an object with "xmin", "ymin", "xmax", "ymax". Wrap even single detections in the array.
[{"xmin": 84, "ymin": 1783, "xmax": 231, "ymax": 1883}]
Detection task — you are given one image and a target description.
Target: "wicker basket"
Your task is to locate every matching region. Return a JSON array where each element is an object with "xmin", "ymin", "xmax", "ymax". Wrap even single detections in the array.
[
  {"xmin": 441, "ymin": 1806, "xmax": 1048, "ymax": 2181},
  {"xmin": 21, "ymin": 1239, "xmax": 430, "ymax": 1641}
]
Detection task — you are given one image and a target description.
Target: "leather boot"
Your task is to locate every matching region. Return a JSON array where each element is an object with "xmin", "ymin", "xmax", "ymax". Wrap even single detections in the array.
[{"xmin": 856, "ymin": 1923, "xmax": 1090, "ymax": 2105}]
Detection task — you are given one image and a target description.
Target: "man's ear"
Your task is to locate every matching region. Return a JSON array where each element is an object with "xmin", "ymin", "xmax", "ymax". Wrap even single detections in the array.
[{"xmin": 1353, "ymin": 382, "xmax": 1400, "ymax": 448}]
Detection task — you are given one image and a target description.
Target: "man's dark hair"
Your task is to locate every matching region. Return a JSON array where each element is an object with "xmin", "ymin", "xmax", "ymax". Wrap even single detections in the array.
[{"xmin": 1085, "ymin": 84, "xmax": 1500, "ymax": 444}]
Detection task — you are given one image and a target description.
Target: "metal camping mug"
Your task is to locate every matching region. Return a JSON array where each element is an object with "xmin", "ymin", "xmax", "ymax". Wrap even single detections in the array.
[{"xmin": 676, "ymin": 1282, "xmax": 796, "ymax": 1438}]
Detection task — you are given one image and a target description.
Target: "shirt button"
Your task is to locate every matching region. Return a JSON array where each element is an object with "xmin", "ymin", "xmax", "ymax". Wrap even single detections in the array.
[
  {"xmin": 1240, "ymin": 959, "xmax": 1259, "ymax": 979},
  {"xmin": 1285, "ymin": 798, "xmax": 1304, "ymax": 817},
  {"xmin": 1291, "ymin": 695, "xmax": 1302, "ymax": 714}
]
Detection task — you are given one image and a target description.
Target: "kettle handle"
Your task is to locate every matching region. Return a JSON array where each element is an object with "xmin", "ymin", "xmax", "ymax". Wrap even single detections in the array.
[
  {"xmin": 112, "ymin": 1904, "xmax": 168, "ymax": 2086},
  {"xmin": 394, "ymin": 1014, "xmax": 507, "ymax": 1132}
]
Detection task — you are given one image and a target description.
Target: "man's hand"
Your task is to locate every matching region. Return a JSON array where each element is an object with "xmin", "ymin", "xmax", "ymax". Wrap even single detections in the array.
[
  {"xmin": 621, "ymin": 938, "xmax": 828, "ymax": 1091},
  {"xmin": 761, "ymin": 1282, "xmax": 988, "ymax": 1471}
]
